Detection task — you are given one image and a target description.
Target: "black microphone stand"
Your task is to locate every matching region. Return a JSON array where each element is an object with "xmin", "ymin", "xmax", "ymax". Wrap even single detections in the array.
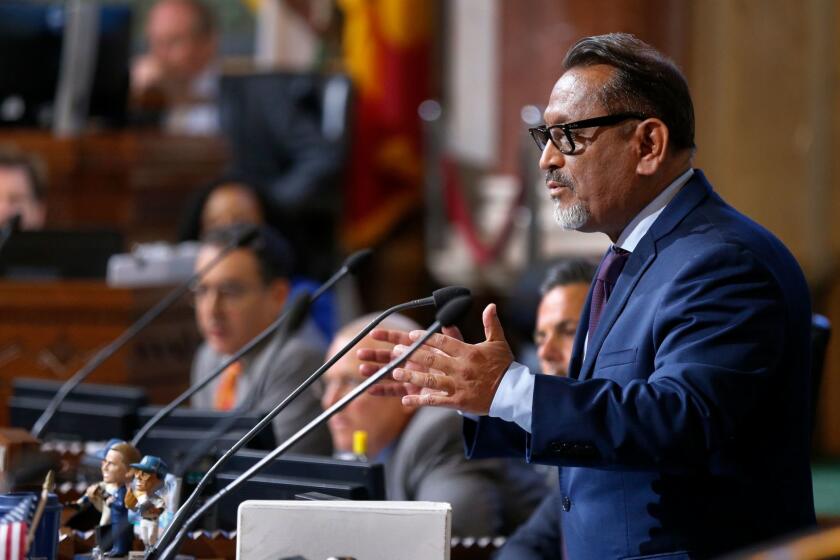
[
  {"xmin": 131, "ymin": 249, "xmax": 372, "ymax": 447},
  {"xmin": 150, "ymin": 295, "xmax": 472, "ymax": 560},
  {"xmin": 149, "ymin": 286, "xmax": 467, "ymax": 556},
  {"xmin": 31, "ymin": 226, "xmax": 260, "ymax": 439}
]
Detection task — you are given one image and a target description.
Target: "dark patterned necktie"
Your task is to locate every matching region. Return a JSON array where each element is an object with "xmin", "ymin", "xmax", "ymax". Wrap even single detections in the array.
[{"xmin": 588, "ymin": 245, "xmax": 630, "ymax": 339}]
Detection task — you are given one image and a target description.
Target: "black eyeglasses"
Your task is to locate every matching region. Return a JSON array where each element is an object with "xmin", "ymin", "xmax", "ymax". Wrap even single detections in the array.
[{"xmin": 529, "ymin": 112, "xmax": 647, "ymax": 155}]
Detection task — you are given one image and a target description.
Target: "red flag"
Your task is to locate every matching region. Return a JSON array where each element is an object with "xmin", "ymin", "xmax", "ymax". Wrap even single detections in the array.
[{"xmin": 338, "ymin": 0, "xmax": 432, "ymax": 249}]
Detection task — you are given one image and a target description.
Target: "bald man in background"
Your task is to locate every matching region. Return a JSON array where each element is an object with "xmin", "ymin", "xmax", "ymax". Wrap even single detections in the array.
[{"xmin": 132, "ymin": 0, "xmax": 220, "ymax": 134}]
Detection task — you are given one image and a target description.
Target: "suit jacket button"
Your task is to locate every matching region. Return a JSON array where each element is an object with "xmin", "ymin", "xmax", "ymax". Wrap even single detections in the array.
[
  {"xmin": 561, "ymin": 496, "xmax": 571, "ymax": 512},
  {"xmin": 550, "ymin": 441, "xmax": 562, "ymax": 452}
]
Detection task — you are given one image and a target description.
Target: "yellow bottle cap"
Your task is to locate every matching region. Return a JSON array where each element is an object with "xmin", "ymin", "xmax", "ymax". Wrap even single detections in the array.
[{"xmin": 352, "ymin": 430, "xmax": 368, "ymax": 456}]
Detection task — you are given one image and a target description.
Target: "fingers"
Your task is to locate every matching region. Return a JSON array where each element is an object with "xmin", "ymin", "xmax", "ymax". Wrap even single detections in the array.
[
  {"xmin": 393, "ymin": 344, "xmax": 455, "ymax": 375},
  {"xmin": 406, "ymin": 330, "xmax": 467, "ymax": 357},
  {"xmin": 356, "ymin": 347, "xmax": 392, "ymax": 364},
  {"xmin": 482, "ymin": 303, "xmax": 508, "ymax": 343},
  {"xmin": 366, "ymin": 382, "xmax": 408, "ymax": 398},
  {"xmin": 370, "ymin": 328, "xmax": 413, "ymax": 346},
  {"xmin": 442, "ymin": 325, "xmax": 464, "ymax": 341},
  {"xmin": 392, "ymin": 367, "xmax": 456, "ymax": 394},
  {"xmin": 401, "ymin": 392, "xmax": 459, "ymax": 408}
]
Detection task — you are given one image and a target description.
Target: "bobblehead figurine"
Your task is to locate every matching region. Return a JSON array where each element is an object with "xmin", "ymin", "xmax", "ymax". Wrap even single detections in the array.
[
  {"xmin": 81, "ymin": 440, "xmax": 141, "ymax": 557},
  {"xmin": 125, "ymin": 456, "xmax": 168, "ymax": 550}
]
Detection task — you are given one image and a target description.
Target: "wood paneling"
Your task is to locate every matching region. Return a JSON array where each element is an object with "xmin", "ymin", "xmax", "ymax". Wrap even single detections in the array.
[
  {"xmin": 0, "ymin": 131, "xmax": 229, "ymax": 243},
  {"xmin": 0, "ymin": 280, "xmax": 200, "ymax": 426}
]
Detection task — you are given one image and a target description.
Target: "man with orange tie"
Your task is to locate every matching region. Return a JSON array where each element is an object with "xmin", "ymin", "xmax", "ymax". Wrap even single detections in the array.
[{"xmin": 189, "ymin": 224, "xmax": 331, "ymax": 454}]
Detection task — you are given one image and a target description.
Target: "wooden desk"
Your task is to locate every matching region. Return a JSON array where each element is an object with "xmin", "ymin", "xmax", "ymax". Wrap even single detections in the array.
[
  {"xmin": 0, "ymin": 129, "xmax": 228, "ymax": 243},
  {"xmin": 0, "ymin": 280, "xmax": 200, "ymax": 426}
]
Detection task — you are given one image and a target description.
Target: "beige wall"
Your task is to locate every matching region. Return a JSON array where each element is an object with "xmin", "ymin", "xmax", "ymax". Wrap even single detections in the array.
[
  {"xmin": 689, "ymin": 0, "xmax": 840, "ymax": 453},
  {"xmin": 689, "ymin": 0, "xmax": 837, "ymax": 281}
]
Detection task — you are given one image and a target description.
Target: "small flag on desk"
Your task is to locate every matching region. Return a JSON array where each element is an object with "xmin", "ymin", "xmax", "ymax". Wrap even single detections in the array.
[{"xmin": 0, "ymin": 494, "xmax": 37, "ymax": 560}]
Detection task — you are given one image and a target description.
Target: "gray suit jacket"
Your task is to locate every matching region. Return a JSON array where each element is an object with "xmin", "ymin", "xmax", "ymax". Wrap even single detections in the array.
[
  {"xmin": 190, "ymin": 320, "xmax": 331, "ymax": 455},
  {"xmin": 385, "ymin": 407, "xmax": 547, "ymax": 537}
]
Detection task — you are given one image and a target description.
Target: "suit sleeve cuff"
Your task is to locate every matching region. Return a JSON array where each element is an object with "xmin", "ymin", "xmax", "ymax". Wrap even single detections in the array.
[{"xmin": 487, "ymin": 361, "xmax": 534, "ymax": 433}]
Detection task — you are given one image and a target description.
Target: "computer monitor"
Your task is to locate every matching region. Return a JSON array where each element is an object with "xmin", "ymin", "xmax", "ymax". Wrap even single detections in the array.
[
  {"xmin": 134, "ymin": 406, "xmax": 278, "ymax": 475},
  {"xmin": 209, "ymin": 450, "xmax": 386, "ymax": 530},
  {"xmin": 13, "ymin": 378, "xmax": 147, "ymax": 409},
  {"xmin": 9, "ymin": 378, "xmax": 147, "ymax": 441},
  {"xmin": 0, "ymin": 229, "xmax": 123, "ymax": 279},
  {"xmin": 0, "ymin": 2, "xmax": 132, "ymax": 128}
]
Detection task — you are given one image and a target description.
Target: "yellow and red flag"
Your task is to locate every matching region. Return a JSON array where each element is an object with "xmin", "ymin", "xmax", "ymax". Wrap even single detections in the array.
[{"xmin": 338, "ymin": 0, "xmax": 432, "ymax": 249}]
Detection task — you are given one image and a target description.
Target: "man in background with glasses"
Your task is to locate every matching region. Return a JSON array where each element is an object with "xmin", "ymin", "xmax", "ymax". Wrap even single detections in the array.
[
  {"xmin": 366, "ymin": 33, "xmax": 815, "ymax": 558},
  {"xmin": 189, "ymin": 224, "xmax": 331, "ymax": 454}
]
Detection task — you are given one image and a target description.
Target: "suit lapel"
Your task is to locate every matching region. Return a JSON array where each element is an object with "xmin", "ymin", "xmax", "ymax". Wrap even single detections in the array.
[{"xmin": 576, "ymin": 170, "xmax": 713, "ymax": 381}]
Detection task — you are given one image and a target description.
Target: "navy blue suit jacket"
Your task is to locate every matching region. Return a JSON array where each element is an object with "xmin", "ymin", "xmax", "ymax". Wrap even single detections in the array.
[{"xmin": 466, "ymin": 171, "xmax": 815, "ymax": 559}]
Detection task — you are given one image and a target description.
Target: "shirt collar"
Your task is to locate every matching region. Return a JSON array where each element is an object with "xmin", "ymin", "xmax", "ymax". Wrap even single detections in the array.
[{"xmin": 615, "ymin": 168, "xmax": 694, "ymax": 252}]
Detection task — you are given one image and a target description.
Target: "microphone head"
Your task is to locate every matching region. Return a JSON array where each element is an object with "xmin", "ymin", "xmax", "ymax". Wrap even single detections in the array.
[
  {"xmin": 343, "ymin": 248, "xmax": 373, "ymax": 274},
  {"xmin": 432, "ymin": 286, "xmax": 470, "ymax": 310},
  {"xmin": 436, "ymin": 295, "xmax": 472, "ymax": 327},
  {"xmin": 234, "ymin": 224, "xmax": 260, "ymax": 247}
]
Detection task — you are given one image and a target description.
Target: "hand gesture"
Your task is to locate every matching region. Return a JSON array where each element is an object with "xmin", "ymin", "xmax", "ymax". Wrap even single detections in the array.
[{"xmin": 361, "ymin": 304, "xmax": 514, "ymax": 414}]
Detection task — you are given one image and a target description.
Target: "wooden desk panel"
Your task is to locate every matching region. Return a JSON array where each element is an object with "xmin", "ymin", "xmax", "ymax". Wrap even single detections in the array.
[
  {"xmin": 0, "ymin": 280, "xmax": 200, "ymax": 426},
  {"xmin": 0, "ymin": 130, "xmax": 229, "ymax": 243}
]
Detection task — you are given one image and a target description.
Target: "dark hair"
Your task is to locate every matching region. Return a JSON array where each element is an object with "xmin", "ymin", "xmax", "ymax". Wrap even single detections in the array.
[
  {"xmin": 563, "ymin": 33, "xmax": 695, "ymax": 151},
  {"xmin": 201, "ymin": 224, "xmax": 295, "ymax": 283},
  {"xmin": 177, "ymin": 176, "xmax": 278, "ymax": 242},
  {"xmin": 540, "ymin": 257, "xmax": 597, "ymax": 296},
  {"xmin": 0, "ymin": 148, "xmax": 47, "ymax": 201}
]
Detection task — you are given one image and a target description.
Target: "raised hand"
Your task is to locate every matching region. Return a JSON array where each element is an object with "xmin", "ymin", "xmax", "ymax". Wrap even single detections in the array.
[{"xmin": 365, "ymin": 304, "xmax": 514, "ymax": 414}]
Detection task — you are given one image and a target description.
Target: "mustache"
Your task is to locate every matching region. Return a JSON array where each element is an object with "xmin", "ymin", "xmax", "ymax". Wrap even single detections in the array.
[{"xmin": 545, "ymin": 170, "xmax": 575, "ymax": 190}]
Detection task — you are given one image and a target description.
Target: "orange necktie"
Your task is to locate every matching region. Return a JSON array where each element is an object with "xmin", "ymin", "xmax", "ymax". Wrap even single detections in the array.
[{"xmin": 214, "ymin": 361, "xmax": 242, "ymax": 411}]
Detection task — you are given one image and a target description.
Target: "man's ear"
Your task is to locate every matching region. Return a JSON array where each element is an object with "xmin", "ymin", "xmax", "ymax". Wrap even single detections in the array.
[
  {"xmin": 268, "ymin": 278, "xmax": 291, "ymax": 310},
  {"xmin": 635, "ymin": 118, "xmax": 669, "ymax": 176}
]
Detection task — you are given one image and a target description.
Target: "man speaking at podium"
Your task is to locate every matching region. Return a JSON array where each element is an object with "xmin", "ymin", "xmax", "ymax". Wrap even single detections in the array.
[{"xmin": 366, "ymin": 33, "xmax": 815, "ymax": 559}]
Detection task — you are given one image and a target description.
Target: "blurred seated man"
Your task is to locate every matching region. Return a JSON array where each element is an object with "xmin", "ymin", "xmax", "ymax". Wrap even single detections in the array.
[
  {"xmin": 534, "ymin": 258, "xmax": 596, "ymax": 375},
  {"xmin": 0, "ymin": 149, "xmax": 46, "ymax": 230},
  {"xmin": 178, "ymin": 178, "xmax": 336, "ymax": 339},
  {"xmin": 132, "ymin": 0, "xmax": 219, "ymax": 135},
  {"xmin": 190, "ymin": 224, "xmax": 331, "ymax": 454},
  {"xmin": 321, "ymin": 314, "xmax": 547, "ymax": 537}
]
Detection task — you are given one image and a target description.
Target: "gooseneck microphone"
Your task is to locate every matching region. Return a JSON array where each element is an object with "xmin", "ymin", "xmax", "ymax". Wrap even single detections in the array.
[
  {"xmin": 130, "ymin": 248, "xmax": 372, "ymax": 447},
  {"xmin": 149, "ymin": 285, "xmax": 470, "ymax": 556},
  {"xmin": 149, "ymin": 295, "xmax": 473, "ymax": 560},
  {"xmin": 31, "ymin": 225, "xmax": 260, "ymax": 439}
]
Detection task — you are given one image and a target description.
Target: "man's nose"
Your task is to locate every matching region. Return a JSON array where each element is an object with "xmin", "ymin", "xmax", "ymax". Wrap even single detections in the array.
[{"xmin": 539, "ymin": 142, "xmax": 566, "ymax": 171}]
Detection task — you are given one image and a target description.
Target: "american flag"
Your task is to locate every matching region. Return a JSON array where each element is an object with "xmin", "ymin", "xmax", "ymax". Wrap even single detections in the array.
[{"xmin": 0, "ymin": 495, "xmax": 37, "ymax": 560}]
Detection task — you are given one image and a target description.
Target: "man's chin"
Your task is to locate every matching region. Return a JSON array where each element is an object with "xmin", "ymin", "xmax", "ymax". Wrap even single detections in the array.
[{"xmin": 553, "ymin": 200, "xmax": 590, "ymax": 230}]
